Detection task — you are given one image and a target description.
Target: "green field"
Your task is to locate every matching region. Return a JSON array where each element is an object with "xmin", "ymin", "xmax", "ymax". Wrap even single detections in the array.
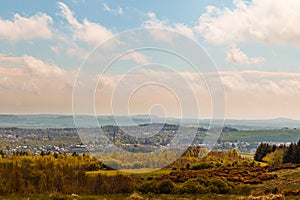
[{"xmin": 221, "ymin": 130, "xmax": 300, "ymax": 142}]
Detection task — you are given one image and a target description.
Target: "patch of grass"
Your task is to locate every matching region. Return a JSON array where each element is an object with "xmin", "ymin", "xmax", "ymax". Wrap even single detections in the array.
[
  {"xmin": 86, "ymin": 168, "xmax": 171, "ymax": 179},
  {"xmin": 86, "ymin": 170, "xmax": 125, "ymax": 177},
  {"xmin": 286, "ymin": 197, "xmax": 300, "ymax": 200},
  {"xmin": 129, "ymin": 169, "xmax": 171, "ymax": 179},
  {"xmin": 280, "ymin": 167, "xmax": 300, "ymax": 179},
  {"xmin": 250, "ymin": 167, "xmax": 300, "ymax": 195}
]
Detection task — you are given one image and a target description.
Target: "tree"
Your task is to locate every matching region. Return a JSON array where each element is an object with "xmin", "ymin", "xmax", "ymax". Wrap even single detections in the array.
[
  {"xmin": 283, "ymin": 143, "xmax": 296, "ymax": 163},
  {"xmin": 295, "ymin": 140, "xmax": 300, "ymax": 164},
  {"xmin": 282, "ymin": 140, "xmax": 300, "ymax": 164},
  {"xmin": 254, "ymin": 143, "xmax": 272, "ymax": 162},
  {"xmin": 262, "ymin": 149, "xmax": 284, "ymax": 165}
]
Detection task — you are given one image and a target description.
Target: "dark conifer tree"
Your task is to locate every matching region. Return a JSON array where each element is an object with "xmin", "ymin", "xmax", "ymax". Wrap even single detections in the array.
[
  {"xmin": 283, "ymin": 143, "xmax": 296, "ymax": 163},
  {"xmin": 254, "ymin": 143, "xmax": 272, "ymax": 162}
]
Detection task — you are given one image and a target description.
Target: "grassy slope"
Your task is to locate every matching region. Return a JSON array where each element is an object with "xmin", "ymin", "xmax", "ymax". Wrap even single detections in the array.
[{"xmin": 251, "ymin": 167, "xmax": 300, "ymax": 195}]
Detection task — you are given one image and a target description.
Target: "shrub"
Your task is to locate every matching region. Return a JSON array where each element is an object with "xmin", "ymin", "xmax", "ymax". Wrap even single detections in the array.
[
  {"xmin": 207, "ymin": 185, "xmax": 219, "ymax": 193},
  {"xmin": 190, "ymin": 162, "xmax": 215, "ymax": 170},
  {"xmin": 186, "ymin": 163, "xmax": 190, "ymax": 170},
  {"xmin": 209, "ymin": 178, "xmax": 232, "ymax": 194},
  {"xmin": 157, "ymin": 179, "xmax": 175, "ymax": 194},
  {"xmin": 195, "ymin": 175, "xmax": 209, "ymax": 187},
  {"xmin": 264, "ymin": 187, "xmax": 279, "ymax": 195},
  {"xmin": 179, "ymin": 179, "xmax": 208, "ymax": 194},
  {"xmin": 272, "ymin": 187, "xmax": 279, "ymax": 194},
  {"xmin": 137, "ymin": 180, "xmax": 158, "ymax": 194},
  {"xmin": 198, "ymin": 185, "xmax": 208, "ymax": 194},
  {"xmin": 235, "ymin": 184, "xmax": 251, "ymax": 195}
]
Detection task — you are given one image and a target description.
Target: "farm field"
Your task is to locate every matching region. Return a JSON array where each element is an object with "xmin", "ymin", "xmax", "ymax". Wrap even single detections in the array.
[{"xmin": 221, "ymin": 130, "xmax": 300, "ymax": 143}]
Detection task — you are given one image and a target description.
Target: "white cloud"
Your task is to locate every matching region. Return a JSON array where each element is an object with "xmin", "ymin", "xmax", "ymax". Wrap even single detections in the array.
[
  {"xmin": 58, "ymin": 2, "xmax": 114, "ymax": 45},
  {"xmin": 0, "ymin": 54, "xmax": 71, "ymax": 90},
  {"xmin": 21, "ymin": 55, "xmax": 65, "ymax": 77},
  {"xmin": 0, "ymin": 54, "xmax": 66, "ymax": 78},
  {"xmin": 143, "ymin": 12, "xmax": 195, "ymax": 41},
  {"xmin": 120, "ymin": 52, "xmax": 150, "ymax": 64},
  {"xmin": 103, "ymin": 3, "xmax": 123, "ymax": 15},
  {"xmin": 205, "ymin": 70, "xmax": 300, "ymax": 118},
  {"xmin": 57, "ymin": 2, "xmax": 81, "ymax": 28},
  {"xmin": 143, "ymin": 12, "xmax": 168, "ymax": 28},
  {"xmin": 226, "ymin": 45, "xmax": 265, "ymax": 65},
  {"xmin": 67, "ymin": 47, "xmax": 89, "ymax": 60},
  {"xmin": 196, "ymin": 0, "xmax": 300, "ymax": 45},
  {"xmin": 67, "ymin": 47, "xmax": 150, "ymax": 64},
  {"xmin": 218, "ymin": 70, "xmax": 300, "ymax": 95},
  {"xmin": 0, "ymin": 12, "xmax": 53, "ymax": 41},
  {"xmin": 0, "ymin": 53, "xmax": 79, "ymax": 113},
  {"xmin": 1, "ymin": 53, "xmax": 300, "ymax": 117},
  {"xmin": 142, "ymin": 12, "xmax": 172, "ymax": 43},
  {"xmin": 174, "ymin": 23, "xmax": 195, "ymax": 40}
]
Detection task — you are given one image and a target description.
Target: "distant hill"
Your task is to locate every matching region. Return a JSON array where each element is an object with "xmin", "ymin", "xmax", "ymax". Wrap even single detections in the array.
[{"xmin": 0, "ymin": 115, "xmax": 299, "ymax": 129}]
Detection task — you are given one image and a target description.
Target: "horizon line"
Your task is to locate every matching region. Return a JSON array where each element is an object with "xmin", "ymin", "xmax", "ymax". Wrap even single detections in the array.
[{"xmin": 0, "ymin": 113, "xmax": 299, "ymax": 121}]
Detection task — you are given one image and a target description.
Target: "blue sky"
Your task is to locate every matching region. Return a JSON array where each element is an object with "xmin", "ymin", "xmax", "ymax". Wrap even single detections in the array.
[{"xmin": 1, "ymin": 0, "xmax": 300, "ymax": 119}]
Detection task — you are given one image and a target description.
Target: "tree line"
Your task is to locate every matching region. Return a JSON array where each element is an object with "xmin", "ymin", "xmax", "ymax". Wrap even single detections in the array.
[
  {"xmin": 0, "ymin": 153, "xmax": 135, "ymax": 195},
  {"xmin": 254, "ymin": 140, "xmax": 300, "ymax": 164}
]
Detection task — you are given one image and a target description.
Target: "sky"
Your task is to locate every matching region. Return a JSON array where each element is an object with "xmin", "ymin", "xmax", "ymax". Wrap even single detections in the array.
[{"xmin": 0, "ymin": 0, "xmax": 300, "ymax": 119}]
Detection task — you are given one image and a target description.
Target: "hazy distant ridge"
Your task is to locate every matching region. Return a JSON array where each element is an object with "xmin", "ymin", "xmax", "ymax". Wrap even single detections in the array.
[{"xmin": 0, "ymin": 115, "xmax": 299, "ymax": 129}]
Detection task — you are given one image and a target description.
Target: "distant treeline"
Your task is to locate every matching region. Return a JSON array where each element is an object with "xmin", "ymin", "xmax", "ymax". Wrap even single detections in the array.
[{"xmin": 254, "ymin": 140, "xmax": 300, "ymax": 164}]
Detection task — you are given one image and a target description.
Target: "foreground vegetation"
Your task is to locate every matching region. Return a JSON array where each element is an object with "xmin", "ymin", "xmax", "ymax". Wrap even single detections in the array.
[{"xmin": 0, "ymin": 146, "xmax": 299, "ymax": 200}]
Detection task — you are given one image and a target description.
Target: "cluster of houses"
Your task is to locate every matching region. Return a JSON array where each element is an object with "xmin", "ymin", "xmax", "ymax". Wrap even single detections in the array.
[{"xmin": 0, "ymin": 127, "xmax": 293, "ymax": 156}]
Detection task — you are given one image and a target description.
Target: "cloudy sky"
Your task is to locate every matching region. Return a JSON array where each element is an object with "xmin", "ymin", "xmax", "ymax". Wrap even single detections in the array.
[{"xmin": 0, "ymin": 0, "xmax": 300, "ymax": 119}]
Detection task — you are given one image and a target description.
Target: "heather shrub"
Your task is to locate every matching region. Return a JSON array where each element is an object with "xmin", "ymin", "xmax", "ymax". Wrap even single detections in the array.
[{"xmin": 157, "ymin": 179, "xmax": 175, "ymax": 194}]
